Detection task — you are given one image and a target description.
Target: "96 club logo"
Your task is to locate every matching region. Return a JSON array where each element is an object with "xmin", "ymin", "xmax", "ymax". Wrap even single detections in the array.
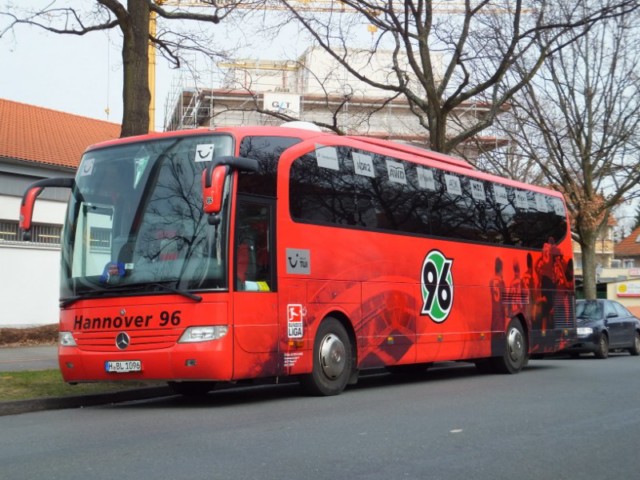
[{"xmin": 421, "ymin": 250, "xmax": 454, "ymax": 323}]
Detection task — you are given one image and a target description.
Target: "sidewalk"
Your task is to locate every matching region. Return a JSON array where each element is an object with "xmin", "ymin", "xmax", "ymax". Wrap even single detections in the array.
[{"xmin": 0, "ymin": 345, "xmax": 171, "ymax": 416}]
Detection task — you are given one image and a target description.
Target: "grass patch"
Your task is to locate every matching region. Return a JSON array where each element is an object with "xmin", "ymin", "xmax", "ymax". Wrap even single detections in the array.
[{"xmin": 0, "ymin": 370, "xmax": 164, "ymax": 402}]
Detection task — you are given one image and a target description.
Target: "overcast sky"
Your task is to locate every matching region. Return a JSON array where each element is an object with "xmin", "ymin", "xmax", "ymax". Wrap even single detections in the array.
[
  {"xmin": 0, "ymin": 1, "xmax": 312, "ymax": 131},
  {"xmin": 0, "ymin": 8, "xmax": 176, "ymax": 130}
]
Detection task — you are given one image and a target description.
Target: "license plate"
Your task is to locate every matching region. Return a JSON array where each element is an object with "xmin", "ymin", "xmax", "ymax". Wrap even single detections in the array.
[{"xmin": 105, "ymin": 360, "xmax": 142, "ymax": 373}]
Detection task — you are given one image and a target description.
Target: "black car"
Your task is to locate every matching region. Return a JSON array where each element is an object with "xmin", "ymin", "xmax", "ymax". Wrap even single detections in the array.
[{"xmin": 564, "ymin": 299, "xmax": 640, "ymax": 359}]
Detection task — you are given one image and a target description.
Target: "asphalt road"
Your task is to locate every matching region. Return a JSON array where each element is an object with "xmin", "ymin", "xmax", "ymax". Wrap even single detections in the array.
[
  {"xmin": 1, "ymin": 354, "xmax": 639, "ymax": 480},
  {"xmin": 0, "ymin": 345, "xmax": 58, "ymax": 372}
]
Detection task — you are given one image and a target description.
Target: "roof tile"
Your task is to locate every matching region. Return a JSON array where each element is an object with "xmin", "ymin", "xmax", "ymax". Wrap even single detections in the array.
[
  {"xmin": 0, "ymin": 98, "xmax": 121, "ymax": 169},
  {"xmin": 615, "ymin": 226, "xmax": 640, "ymax": 257}
]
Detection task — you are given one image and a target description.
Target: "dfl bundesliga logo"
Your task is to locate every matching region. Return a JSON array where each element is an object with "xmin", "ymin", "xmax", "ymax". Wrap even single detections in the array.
[{"xmin": 421, "ymin": 250, "xmax": 454, "ymax": 322}]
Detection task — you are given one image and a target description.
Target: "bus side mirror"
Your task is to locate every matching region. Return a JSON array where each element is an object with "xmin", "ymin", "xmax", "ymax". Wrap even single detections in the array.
[
  {"xmin": 201, "ymin": 164, "xmax": 229, "ymax": 215},
  {"xmin": 19, "ymin": 177, "xmax": 74, "ymax": 241},
  {"xmin": 19, "ymin": 186, "xmax": 43, "ymax": 240}
]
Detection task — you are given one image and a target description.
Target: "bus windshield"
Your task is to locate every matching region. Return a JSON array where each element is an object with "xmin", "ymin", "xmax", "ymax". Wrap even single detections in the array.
[{"xmin": 60, "ymin": 134, "xmax": 233, "ymax": 299}]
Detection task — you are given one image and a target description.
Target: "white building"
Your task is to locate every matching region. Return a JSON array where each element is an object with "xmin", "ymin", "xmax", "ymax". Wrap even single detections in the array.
[{"xmin": 164, "ymin": 47, "xmax": 507, "ymax": 159}]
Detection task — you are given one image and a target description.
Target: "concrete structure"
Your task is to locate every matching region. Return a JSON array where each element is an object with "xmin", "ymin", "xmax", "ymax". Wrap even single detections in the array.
[
  {"xmin": 164, "ymin": 47, "xmax": 508, "ymax": 159},
  {"xmin": 0, "ymin": 99, "xmax": 120, "ymax": 327}
]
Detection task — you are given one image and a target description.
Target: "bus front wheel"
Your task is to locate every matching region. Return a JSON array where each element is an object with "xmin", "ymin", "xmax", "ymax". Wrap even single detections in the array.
[{"xmin": 301, "ymin": 317, "xmax": 353, "ymax": 396}]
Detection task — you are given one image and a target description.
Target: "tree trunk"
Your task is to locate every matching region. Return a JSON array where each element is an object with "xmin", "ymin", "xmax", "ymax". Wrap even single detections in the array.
[
  {"xmin": 579, "ymin": 235, "xmax": 599, "ymax": 300},
  {"xmin": 120, "ymin": 0, "xmax": 150, "ymax": 137},
  {"xmin": 429, "ymin": 111, "xmax": 448, "ymax": 153}
]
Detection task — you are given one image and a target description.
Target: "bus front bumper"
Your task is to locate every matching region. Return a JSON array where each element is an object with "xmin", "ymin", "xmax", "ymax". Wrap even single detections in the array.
[{"xmin": 58, "ymin": 340, "xmax": 233, "ymax": 383}]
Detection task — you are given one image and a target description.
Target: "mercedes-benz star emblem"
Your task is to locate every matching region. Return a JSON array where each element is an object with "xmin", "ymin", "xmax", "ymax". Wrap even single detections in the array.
[{"xmin": 115, "ymin": 332, "xmax": 130, "ymax": 350}]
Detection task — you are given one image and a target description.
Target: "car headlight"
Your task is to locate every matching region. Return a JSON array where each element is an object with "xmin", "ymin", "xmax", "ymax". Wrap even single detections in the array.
[
  {"xmin": 59, "ymin": 331, "xmax": 77, "ymax": 347},
  {"xmin": 577, "ymin": 327, "xmax": 594, "ymax": 336},
  {"xmin": 178, "ymin": 326, "xmax": 228, "ymax": 343}
]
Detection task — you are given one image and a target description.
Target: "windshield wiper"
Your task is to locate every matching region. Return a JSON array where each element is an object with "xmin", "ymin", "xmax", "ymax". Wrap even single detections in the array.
[
  {"xmin": 60, "ymin": 296, "xmax": 83, "ymax": 308},
  {"xmin": 150, "ymin": 283, "xmax": 202, "ymax": 302},
  {"xmin": 60, "ymin": 282, "xmax": 202, "ymax": 308},
  {"xmin": 60, "ymin": 284, "xmax": 149, "ymax": 308}
]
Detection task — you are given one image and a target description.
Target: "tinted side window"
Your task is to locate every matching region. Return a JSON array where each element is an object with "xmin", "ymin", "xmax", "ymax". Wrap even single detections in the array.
[
  {"xmin": 289, "ymin": 145, "xmax": 568, "ymax": 249},
  {"xmin": 238, "ymin": 136, "xmax": 301, "ymax": 197},
  {"xmin": 612, "ymin": 301, "xmax": 632, "ymax": 317},
  {"xmin": 603, "ymin": 301, "xmax": 617, "ymax": 318}
]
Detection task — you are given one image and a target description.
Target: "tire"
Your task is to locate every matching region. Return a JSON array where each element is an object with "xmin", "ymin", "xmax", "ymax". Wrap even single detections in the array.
[
  {"xmin": 594, "ymin": 333, "xmax": 609, "ymax": 359},
  {"xmin": 301, "ymin": 317, "xmax": 353, "ymax": 396},
  {"xmin": 168, "ymin": 381, "xmax": 216, "ymax": 397},
  {"xmin": 628, "ymin": 332, "xmax": 640, "ymax": 356},
  {"xmin": 492, "ymin": 318, "xmax": 528, "ymax": 374}
]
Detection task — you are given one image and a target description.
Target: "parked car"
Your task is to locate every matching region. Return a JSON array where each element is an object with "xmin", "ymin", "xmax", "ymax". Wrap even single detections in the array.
[{"xmin": 564, "ymin": 299, "xmax": 640, "ymax": 359}]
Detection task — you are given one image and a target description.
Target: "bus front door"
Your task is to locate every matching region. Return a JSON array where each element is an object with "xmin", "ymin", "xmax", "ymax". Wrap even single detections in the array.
[{"xmin": 232, "ymin": 198, "xmax": 279, "ymax": 379}]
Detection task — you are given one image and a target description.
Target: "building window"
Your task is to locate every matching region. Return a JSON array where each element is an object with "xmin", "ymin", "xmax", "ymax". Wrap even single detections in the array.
[
  {"xmin": 0, "ymin": 221, "xmax": 18, "ymax": 241},
  {"xmin": 0, "ymin": 220, "xmax": 62, "ymax": 245},
  {"xmin": 89, "ymin": 227, "xmax": 111, "ymax": 252}
]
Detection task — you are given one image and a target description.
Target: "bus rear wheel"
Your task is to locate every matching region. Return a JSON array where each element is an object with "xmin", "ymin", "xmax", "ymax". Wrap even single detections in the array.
[
  {"xmin": 301, "ymin": 317, "xmax": 353, "ymax": 396},
  {"xmin": 493, "ymin": 318, "xmax": 528, "ymax": 374}
]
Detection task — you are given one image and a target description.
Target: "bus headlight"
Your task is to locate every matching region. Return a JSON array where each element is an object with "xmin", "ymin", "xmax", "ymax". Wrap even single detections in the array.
[
  {"xmin": 577, "ymin": 327, "xmax": 593, "ymax": 336},
  {"xmin": 59, "ymin": 331, "xmax": 77, "ymax": 347},
  {"xmin": 178, "ymin": 326, "xmax": 228, "ymax": 343}
]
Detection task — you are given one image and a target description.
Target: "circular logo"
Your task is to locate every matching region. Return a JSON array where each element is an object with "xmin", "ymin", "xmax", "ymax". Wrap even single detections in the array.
[
  {"xmin": 421, "ymin": 250, "xmax": 454, "ymax": 323},
  {"xmin": 115, "ymin": 332, "xmax": 130, "ymax": 350}
]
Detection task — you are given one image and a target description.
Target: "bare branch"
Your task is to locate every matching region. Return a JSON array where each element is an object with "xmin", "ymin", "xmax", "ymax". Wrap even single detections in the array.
[
  {"xmin": 486, "ymin": 7, "xmax": 640, "ymax": 297},
  {"xmin": 274, "ymin": 0, "xmax": 640, "ymax": 153}
]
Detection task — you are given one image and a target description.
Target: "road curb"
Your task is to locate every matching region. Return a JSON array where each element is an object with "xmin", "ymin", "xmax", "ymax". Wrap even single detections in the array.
[{"xmin": 0, "ymin": 386, "xmax": 173, "ymax": 416}]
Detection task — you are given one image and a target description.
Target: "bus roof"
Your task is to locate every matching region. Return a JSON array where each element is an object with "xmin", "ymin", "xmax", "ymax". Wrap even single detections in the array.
[
  {"xmin": 83, "ymin": 125, "xmax": 332, "ymax": 152},
  {"xmin": 350, "ymin": 136, "xmax": 473, "ymax": 170},
  {"xmin": 86, "ymin": 126, "xmax": 468, "ymax": 170},
  {"xmin": 82, "ymin": 125, "xmax": 560, "ymax": 199}
]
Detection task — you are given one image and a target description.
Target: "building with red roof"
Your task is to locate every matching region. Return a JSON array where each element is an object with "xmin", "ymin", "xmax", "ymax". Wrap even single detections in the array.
[
  {"xmin": 615, "ymin": 226, "xmax": 640, "ymax": 269},
  {"xmin": 0, "ymin": 98, "xmax": 121, "ymax": 169},
  {"xmin": 0, "ymin": 98, "xmax": 120, "ymax": 239},
  {"xmin": 0, "ymin": 98, "xmax": 120, "ymax": 327}
]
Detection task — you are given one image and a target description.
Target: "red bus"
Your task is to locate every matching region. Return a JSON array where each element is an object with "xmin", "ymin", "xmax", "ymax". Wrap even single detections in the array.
[{"xmin": 20, "ymin": 125, "xmax": 576, "ymax": 396}]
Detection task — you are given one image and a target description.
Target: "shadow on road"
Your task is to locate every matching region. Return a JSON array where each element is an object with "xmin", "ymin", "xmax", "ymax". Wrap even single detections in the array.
[{"xmin": 107, "ymin": 359, "xmax": 564, "ymax": 411}]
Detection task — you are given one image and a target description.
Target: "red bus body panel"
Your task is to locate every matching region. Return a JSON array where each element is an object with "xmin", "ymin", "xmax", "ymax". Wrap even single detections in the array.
[
  {"xmin": 274, "ymin": 135, "xmax": 574, "ymax": 374},
  {"xmin": 53, "ymin": 126, "xmax": 574, "ymax": 384},
  {"xmin": 59, "ymin": 296, "xmax": 233, "ymax": 382}
]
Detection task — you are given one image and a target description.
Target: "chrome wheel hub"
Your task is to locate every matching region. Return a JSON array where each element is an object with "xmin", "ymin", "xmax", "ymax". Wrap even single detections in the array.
[
  {"xmin": 507, "ymin": 327, "xmax": 524, "ymax": 363},
  {"xmin": 318, "ymin": 333, "xmax": 346, "ymax": 380}
]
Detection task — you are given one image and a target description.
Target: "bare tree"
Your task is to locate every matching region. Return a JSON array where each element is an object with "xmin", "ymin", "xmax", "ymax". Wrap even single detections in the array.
[
  {"xmin": 276, "ymin": 0, "xmax": 638, "ymax": 156},
  {"xmin": 475, "ymin": 137, "xmax": 546, "ymax": 185},
  {"xmin": 0, "ymin": 0, "xmax": 242, "ymax": 137},
  {"xmin": 488, "ymin": 5, "xmax": 640, "ymax": 299}
]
